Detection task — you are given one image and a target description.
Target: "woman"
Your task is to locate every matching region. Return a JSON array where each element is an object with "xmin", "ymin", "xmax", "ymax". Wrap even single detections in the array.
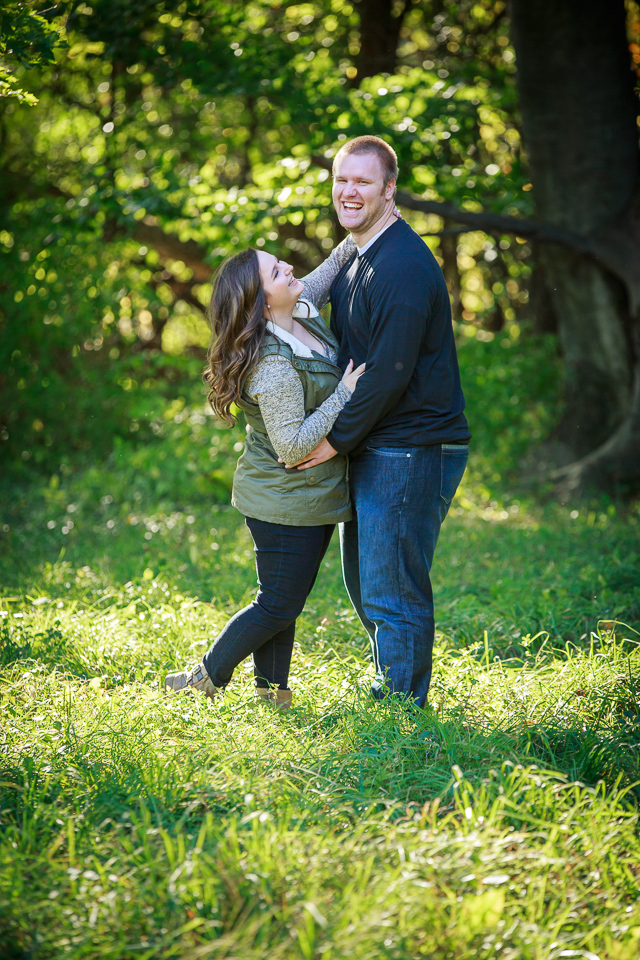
[{"xmin": 164, "ymin": 235, "xmax": 361, "ymax": 708}]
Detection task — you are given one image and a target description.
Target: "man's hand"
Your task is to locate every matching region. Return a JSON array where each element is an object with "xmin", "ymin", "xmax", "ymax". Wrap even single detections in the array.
[{"xmin": 285, "ymin": 438, "xmax": 338, "ymax": 471}]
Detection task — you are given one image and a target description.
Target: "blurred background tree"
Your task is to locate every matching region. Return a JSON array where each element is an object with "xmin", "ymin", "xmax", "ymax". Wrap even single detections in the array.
[
  {"xmin": 1, "ymin": 0, "xmax": 638, "ymax": 491},
  {"xmin": 0, "ymin": 0, "xmax": 65, "ymax": 102}
]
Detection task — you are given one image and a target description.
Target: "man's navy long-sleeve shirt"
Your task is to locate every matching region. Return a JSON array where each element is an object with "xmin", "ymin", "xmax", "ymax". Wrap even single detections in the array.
[{"xmin": 327, "ymin": 219, "xmax": 470, "ymax": 456}]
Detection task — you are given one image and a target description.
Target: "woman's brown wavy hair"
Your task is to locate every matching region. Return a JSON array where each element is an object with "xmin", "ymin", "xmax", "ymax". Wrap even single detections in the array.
[{"xmin": 203, "ymin": 247, "xmax": 267, "ymax": 426}]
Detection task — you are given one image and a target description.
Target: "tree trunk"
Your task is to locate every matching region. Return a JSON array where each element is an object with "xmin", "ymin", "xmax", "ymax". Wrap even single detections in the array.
[
  {"xmin": 440, "ymin": 228, "xmax": 461, "ymax": 321},
  {"xmin": 510, "ymin": 0, "xmax": 640, "ymax": 464},
  {"xmin": 538, "ymin": 246, "xmax": 632, "ymax": 455},
  {"xmin": 527, "ymin": 244, "xmax": 559, "ymax": 336},
  {"xmin": 351, "ymin": 0, "xmax": 412, "ymax": 82}
]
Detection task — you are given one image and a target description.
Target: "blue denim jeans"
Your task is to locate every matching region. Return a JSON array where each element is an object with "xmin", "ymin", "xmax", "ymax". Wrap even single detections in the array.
[
  {"xmin": 340, "ymin": 443, "xmax": 468, "ymax": 708},
  {"xmin": 203, "ymin": 518, "xmax": 334, "ymax": 690}
]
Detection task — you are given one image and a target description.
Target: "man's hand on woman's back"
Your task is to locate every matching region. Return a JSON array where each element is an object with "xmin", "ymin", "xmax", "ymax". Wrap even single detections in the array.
[{"xmin": 285, "ymin": 438, "xmax": 338, "ymax": 470}]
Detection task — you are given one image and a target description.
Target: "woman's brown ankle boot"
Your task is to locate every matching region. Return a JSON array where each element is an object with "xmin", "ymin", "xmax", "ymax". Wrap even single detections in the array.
[{"xmin": 256, "ymin": 687, "xmax": 292, "ymax": 710}]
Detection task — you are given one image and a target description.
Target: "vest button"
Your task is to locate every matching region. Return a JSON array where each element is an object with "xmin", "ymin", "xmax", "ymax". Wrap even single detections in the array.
[{"xmin": 309, "ymin": 476, "xmax": 316, "ymax": 483}]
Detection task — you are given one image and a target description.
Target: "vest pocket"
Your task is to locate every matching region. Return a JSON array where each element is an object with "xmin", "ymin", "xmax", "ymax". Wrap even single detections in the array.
[
  {"xmin": 304, "ymin": 457, "xmax": 349, "ymax": 511},
  {"xmin": 303, "ymin": 456, "xmax": 343, "ymax": 483}
]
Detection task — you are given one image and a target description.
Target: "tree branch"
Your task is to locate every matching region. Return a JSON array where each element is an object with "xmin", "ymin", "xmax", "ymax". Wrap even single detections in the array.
[
  {"xmin": 131, "ymin": 218, "xmax": 212, "ymax": 283},
  {"xmin": 22, "ymin": 163, "xmax": 639, "ymax": 320},
  {"xmin": 310, "ymin": 153, "xmax": 593, "ymax": 253},
  {"xmin": 397, "ymin": 189, "xmax": 595, "ymax": 251},
  {"xmin": 311, "ymin": 153, "xmax": 640, "ymax": 323}
]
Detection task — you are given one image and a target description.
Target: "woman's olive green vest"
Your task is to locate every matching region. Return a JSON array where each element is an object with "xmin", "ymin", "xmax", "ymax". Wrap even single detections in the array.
[{"xmin": 231, "ymin": 309, "xmax": 351, "ymax": 526}]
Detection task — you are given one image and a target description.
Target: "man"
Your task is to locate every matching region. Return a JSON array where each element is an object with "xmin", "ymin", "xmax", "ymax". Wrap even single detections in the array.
[{"xmin": 294, "ymin": 135, "xmax": 470, "ymax": 708}]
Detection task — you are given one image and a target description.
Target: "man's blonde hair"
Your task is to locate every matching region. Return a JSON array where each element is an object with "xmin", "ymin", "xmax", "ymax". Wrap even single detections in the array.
[{"xmin": 333, "ymin": 136, "xmax": 398, "ymax": 186}]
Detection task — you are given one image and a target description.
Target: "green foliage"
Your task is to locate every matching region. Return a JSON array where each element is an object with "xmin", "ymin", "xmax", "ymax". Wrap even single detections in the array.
[
  {"xmin": 0, "ymin": 1, "xmax": 66, "ymax": 103},
  {"xmin": 0, "ymin": 198, "xmax": 210, "ymax": 467},
  {"xmin": 0, "ymin": 0, "xmax": 539, "ymax": 474},
  {"xmin": 458, "ymin": 328, "xmax": 560, "ymax": 479}
]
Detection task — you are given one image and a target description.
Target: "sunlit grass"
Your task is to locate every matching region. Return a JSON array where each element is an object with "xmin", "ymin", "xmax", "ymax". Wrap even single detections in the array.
[
  {"xmin": 1, "ymin": 330, "xmax": 640, "ymax": 958},
  {"xmin": 1, "ymin": 586, "xmax": 640, "ymax": 957},
  {"xmin": 2, "ymin": 495, "xmax": 639, "ymax": 958}
]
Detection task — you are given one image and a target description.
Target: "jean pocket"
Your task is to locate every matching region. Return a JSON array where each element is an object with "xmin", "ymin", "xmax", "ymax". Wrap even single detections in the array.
[
  {"xmin": 366, "ymin": 446, "xmax": 415, "ymax": 458},
  {"xmin": 440, "ymin": 445, "xmax": 469, "ymax": 506}
]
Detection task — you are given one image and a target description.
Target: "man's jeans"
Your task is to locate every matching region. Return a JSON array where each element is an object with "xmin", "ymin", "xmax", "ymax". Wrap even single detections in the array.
[{"xmin": 340, "ymin": 443, "xmax": 468, "ymax": 708}]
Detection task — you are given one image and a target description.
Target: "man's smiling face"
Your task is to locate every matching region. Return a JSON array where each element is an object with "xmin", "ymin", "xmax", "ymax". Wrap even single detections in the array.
[{"xmin": 332, "ymin": 152, "xmax": 396, "ymax": 237}]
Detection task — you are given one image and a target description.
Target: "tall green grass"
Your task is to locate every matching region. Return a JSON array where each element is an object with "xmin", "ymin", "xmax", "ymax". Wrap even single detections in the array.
[{"xmin": 1, "ymin": 329, "xmax": 640, "ymax": 959}]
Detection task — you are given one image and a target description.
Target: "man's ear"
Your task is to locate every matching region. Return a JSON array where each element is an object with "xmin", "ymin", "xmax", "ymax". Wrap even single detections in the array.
[{"xmin": 385, "ymin": 179, "xmax": 397, "ymax": 200}]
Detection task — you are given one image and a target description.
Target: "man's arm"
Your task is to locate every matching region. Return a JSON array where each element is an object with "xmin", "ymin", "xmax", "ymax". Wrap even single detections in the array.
[
  {"xmin": 300, "ymin": 236, "xmax": 357, "ymax": 310},
  {"xmin": 292, "ymin": 272, "xmax": 431, "ymax": 470},
  {"xmin": 326, "ymin": 267, "xmax": 433, "ymax": 455}
]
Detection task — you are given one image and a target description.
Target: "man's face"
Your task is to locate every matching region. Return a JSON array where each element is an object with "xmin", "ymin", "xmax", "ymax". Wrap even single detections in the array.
[{"xmin": 332, "ymin": 152, "xmax": 396, "ymax": 235}]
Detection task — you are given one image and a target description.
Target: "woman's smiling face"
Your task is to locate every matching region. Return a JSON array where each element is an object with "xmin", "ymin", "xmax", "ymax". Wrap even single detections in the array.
[{"xmin": 257, "ymin": 251, "xmax": 302, "ymax": 314}]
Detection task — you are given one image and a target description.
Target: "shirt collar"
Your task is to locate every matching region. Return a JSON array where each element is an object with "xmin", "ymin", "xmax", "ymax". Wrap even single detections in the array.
[
  {"xmin": 356, "ymin": 219, "xmax": 395, "ymax": 257},
  {"xmin": 266, "ymin": 321, "xmax": 315, "ymax": 358},
  {"xmin": 292, "ymin": 296, "xmax": 319, "ymax": 319}
]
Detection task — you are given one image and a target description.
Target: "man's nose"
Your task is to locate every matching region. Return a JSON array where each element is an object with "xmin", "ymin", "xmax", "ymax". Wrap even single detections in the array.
[{"xmin": 344, "ymin": 181, "xmax": 358, "ymax": 197}]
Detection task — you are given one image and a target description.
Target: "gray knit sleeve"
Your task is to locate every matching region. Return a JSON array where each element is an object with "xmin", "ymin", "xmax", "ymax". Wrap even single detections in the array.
[
  {"xmin": 301, "ymin": 236, "xmax": 358, "ymax": 310},
  {"xmin": 246, "ymin": 356, "xmax": 352, "ymax": 465}
]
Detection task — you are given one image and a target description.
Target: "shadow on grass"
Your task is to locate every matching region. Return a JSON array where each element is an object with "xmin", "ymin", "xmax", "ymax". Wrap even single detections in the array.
[
  {"xmin": 0, "ymin": 623, "xmax": 89, "ymax": 677},
  {"xmin": 290, "ymin": 698, "xmax": 640, "ymax": 809},
  {"xmin": 513, "ymin": 721, "xmax": 640, "ymax": 798},
  {"xmin": 1, "ymin": 623, "xmax": 69, "ymax": 668}
]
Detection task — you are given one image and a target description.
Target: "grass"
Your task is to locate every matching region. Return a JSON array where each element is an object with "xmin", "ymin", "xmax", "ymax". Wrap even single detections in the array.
[{"xmin": 1, "ymin": 329, "xmax": 640, "ymax": 959}]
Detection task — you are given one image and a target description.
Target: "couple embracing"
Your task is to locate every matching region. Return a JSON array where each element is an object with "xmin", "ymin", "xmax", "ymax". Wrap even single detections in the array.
[{"xmin": 165, "ymin": 135, "xmax": 470, "ymax": 710}]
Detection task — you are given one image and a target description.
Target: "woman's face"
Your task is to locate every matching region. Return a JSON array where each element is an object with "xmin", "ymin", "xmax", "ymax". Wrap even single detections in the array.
[{"xmin": 257, "ymin": 251, "xmax": 302, "ymax": 314}]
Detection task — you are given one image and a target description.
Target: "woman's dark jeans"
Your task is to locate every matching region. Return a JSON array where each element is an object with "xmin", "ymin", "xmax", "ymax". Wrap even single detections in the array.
[{"xmin": 202, "ymin": 517, "xmax": 335, "ymax": 690}]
